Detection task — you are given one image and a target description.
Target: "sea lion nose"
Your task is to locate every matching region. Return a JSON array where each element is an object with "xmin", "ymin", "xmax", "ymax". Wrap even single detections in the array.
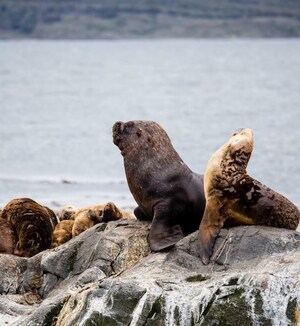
[
  {"xmin": 113, "ymin": 121, "xmax": 124, "ymax": 134},
  {"xmin": 232, "ymin": 128, "xmax": 244, "ymax": 136}
]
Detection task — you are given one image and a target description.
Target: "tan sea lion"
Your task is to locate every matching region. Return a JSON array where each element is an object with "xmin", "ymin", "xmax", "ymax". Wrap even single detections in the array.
[
  {"xmin": 1, "ymin": 198, "xmax": 57, "ymax": 257},
  {"xmin": 198, "ymin": 128, "xmax": 300, "ymax": 264},
  {"xmin": 113, "ymin": 120, "xmax": 206, "ymax": 252},
  {"xmin": 72, "ymin": 202, "xmax": 135, "ymax": 237},
  {"xmin": 51, "ymin": 220, "xmax": 75, "ymax": 248},
  {"xmin": 58, "ymin": 205, "xmax": 79, "ymax": 221},
  {"xmin": 102, "ymin": 202, "xmax": 136, "ymax": 222},
  {"xmin": 0, "ymin": 218, "xmax": 17, "ymax": 254},
  {"xmin": 72, "ymin": 204, "xmax": 105, "ymax": 238}
]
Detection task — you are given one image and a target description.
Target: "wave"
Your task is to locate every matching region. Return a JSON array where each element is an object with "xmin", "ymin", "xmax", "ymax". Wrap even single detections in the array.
[
  {"xmin": 0, "ymin": 174, "xmax": 127, "ymax": 186},
  {"xmin": 0, "ymin": 175, "xmax": 135, "ymax": 210}
]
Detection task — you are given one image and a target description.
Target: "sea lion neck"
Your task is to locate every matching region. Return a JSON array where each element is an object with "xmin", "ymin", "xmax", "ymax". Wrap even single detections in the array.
[
  {"xmin": 220, "ymin": 152, "xmax": 249, "ymax": 182},
  {"xmin": 123, "ymin": 147, "xmax": 187, "ymax": 185}
]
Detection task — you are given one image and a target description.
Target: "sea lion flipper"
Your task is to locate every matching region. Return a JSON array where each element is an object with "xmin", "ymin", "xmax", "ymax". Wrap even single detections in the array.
[
  {"xmin": 198, "ymin": 207, "xmax": 224, "ymax": 265},
  {"xmin": 134, "ymin": 206, "xmax": 151, "ymax": 221},
  {"xmin": 149, "ymin": 222, "xmax": 184, "ymax": 252},
  {"xmin": 149, "ymin": 208, "xmax": 184, "ymax": 252}
]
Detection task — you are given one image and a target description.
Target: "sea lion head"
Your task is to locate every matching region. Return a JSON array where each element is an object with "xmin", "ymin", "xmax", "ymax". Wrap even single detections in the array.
[
  {"xmin": 59, "ymin": 205, "xmax": 79, "ymax": 221},
  {"xmin": 87, "ymin": 206, "xmax": 104, "ymax": 223},
  {"xmin": 102, "ymin": 202, "xmax": 122, "ymax": 222},
  {"xmin": 112, "ymin": 120, "xmax": 172, "ymax": 157},
  {"xmin": 225, "ymin": 128, "xmax": 254, "ymax": 168},
  {"xmin": 205, "ymin": 128, "xmax": 254, "ymax": 192}
]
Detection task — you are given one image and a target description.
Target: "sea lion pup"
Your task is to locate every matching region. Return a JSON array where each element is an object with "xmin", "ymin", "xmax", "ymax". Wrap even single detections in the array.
[
  {"xmin": 51, "ymin": 219, "xmax": 75, "ymax": 248},
  {"xmin": 102, "ymin": 202, "xmax": 136, "ymax": 222},
  {"xmin": 198, "ymin": 128, "xmax": 300, "ymax": 264},
  {"xmin": 58, "ymin": 205, "xmax": 79, "ymax": 221},
  {"xmin": 0, "ymin": 218, "xmax": 17, "ymax": 254},
  {"xmin": 113, "ymin": 120, "xmax": 206, "ymax": 252},
  {"xmin": 72, "ymin": 204, "xmax": 105, "ymax": 238},
  {"xmin": 1, "ymin": 198, "xmax": 57, "ymax": 257},
  {"xmin": 72, "ymin": 202, "xmax": 135, "ymax": 237}
]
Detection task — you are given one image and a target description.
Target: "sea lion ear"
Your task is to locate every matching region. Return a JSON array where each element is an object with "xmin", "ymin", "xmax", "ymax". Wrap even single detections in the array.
[
  {"xmin": 1, "ymin": 209, "xmax": 7, "ymax": 220},
  {"xmin": 87, "ymin": 209, "xmax": 94, "ymax": 217},
  {"xmin": 136, "ymin": 128, "xmax": 143, "ymax": 137}
]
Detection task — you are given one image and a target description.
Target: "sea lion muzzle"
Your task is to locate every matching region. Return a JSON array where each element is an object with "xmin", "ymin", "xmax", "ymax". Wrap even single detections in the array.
[
  {"xmin": 113, "ymin": 121, "xmax": 124, "ymax": 134},
  {"xmin": 112, "ymin": 121, "xmax": 125, "ymax": 145}
]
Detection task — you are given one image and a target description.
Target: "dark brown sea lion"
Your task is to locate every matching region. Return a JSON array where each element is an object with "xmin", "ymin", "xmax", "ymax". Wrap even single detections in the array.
[
  {"xmin": 0, "ymin": 218, "xmax": 17, "ymax": 254},
  {"xmin": 51, "ymin": 219, "xmax": 75, "ymax": 248},
  {"xmin": 198, "ymin": 128, "xmax": 300, "ymax": 264},
  {"xmin": 112, "ymin": 120, "xmax": 206, "ymax": 251},
  {"xmin": 1, "ymin": 198, "xmax": 57, "ymax": 257}
]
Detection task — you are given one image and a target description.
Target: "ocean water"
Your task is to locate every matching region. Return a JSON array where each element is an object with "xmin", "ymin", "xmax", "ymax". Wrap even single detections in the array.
[{"xmin": 0, "ymin": 39, "xmax": 299, "ymax": 210}]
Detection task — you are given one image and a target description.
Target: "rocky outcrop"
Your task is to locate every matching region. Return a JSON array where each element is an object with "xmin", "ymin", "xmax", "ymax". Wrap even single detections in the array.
[{"xmin": 1, "ymin": 220, "xmax": 300, "ymax": 325}]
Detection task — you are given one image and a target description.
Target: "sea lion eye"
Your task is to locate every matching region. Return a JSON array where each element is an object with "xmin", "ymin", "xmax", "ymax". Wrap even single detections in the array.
[
  {"xmin": 232, "ymin": 128, "xmax": 244, "ymax": 136},
  {"xmin": 126, "ymin": 121, "xmax": 134, "ymax": 129}
]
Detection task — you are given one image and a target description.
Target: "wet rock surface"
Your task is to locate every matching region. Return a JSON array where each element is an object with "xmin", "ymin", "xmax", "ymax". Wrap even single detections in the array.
[{"xmin": 1, "ymin": 221, "xmax": 300, "ymax": 325}]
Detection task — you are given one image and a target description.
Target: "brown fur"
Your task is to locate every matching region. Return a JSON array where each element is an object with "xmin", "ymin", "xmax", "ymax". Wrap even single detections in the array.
[
  {"xmin": 113, "ymin": 120, "xmax": 205, "ymax": 252},
  {"xmin": 102, "ymin": 202, "xmax": 136, "ymax": 222},
  {"xmin": 1, "ymin": 198, "xmax": 57, "ymax": 257},
  {"xmin": 199, "ymin": 128, "xmax": 300, "ymax": 264},
  {"xmin": 51, "ymin": 220, "xmax": 75, "ymax": 248},
  {"xmin": 72, "ymin": 205, "xmax": 105, "ymax": 238},
  {"xmin": 0, "ymin": 218, "xmax": 17, "ymax": 254},
  {"xmin": 71, "ymin": 202, "xmax": 135, "ymax": 238},
  {"xmin": 58, "ymin": 205, "xmax": 79, "ymax": 221}
]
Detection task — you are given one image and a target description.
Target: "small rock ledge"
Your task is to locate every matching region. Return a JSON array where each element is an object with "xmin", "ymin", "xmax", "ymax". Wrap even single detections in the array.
[{"xmin": 1, "ymin": 221, "xmax": 300, "ymax": 325}]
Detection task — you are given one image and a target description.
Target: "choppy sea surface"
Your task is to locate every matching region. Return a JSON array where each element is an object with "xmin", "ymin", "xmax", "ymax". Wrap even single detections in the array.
[{"xmin": 0, "ymin": 39, "xmax": 299, "ymax": 210}]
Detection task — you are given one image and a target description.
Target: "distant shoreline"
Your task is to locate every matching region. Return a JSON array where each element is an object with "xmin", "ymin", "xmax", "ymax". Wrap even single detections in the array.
[
  {"xmin": 1, "ymin": 0, "xmax": 300, "ymax": 40},
  {"xmin": 1, "ymin": 36, "xmax": 300, "ymax": 41}
]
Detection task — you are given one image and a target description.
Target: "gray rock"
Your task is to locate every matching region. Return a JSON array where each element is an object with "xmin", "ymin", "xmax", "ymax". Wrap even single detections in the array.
[{"xmin": 1, "ymin": 220, "xmax": 300, "ymax": 325}]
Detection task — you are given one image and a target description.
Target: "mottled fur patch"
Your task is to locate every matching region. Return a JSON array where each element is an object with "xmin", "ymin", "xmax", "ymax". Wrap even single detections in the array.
[{"xmin": 1, "ymin": 198, "xmax": 57, "ymax": 257}]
